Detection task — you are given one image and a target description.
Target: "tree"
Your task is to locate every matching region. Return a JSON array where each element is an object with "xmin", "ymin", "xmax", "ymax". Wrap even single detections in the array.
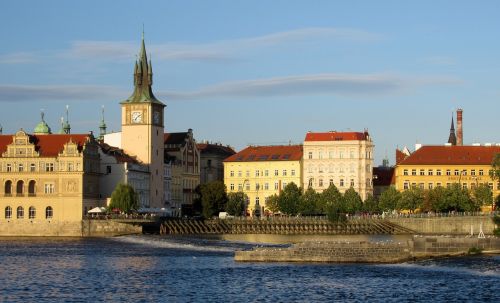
[
  {"xmin": 298, "ymin": 187, "xmax": 320, "ymax": 215},
  {"xmin": 440, "ymin": 183, "xmax": 475, "ymax": 212},
  {"xmin": 472, "ymin": 184, "xmax": 493, "ymax": 210},
  {"xmin": 378, "ymin": 186, "xmax": 401, "ymax": 212},
  {"xmin": 109, "ymin": 183, "xmax": 139, "ymax": 213},
  {"xmin": 321, "ymin": 184, "xmax": 346, "ymax": 222},
  {"xmin": 266, "ymin": 194, "xmax": 280, "ymax": 213},
  {"xmin": 226, "ymin": 192, "xmax": 247, "ymax": 216},
  {"xmin": 425, "ymin": 187, "xmax": 446, "ymax": 212},
  {"xmin": 278, "ymin": 182, "xmax": 302, "ymax": 215},
  {"xmin": 199, "ymin": 181, "xmax": 228, "ymax": 218},
  {"xmin": 397, "ymin": 187, "xmax": 424, "ymax": 212},
  {"xmin": 343, "ymin": 187, "xmax": 363, "ymax": 214},
  {"xmin": 363, "ymin": 194, "xmax": 379, "ymax": 213},
  {"xmin": 489, "ymin": 153, "xmax": 500, "ymax": 185}
]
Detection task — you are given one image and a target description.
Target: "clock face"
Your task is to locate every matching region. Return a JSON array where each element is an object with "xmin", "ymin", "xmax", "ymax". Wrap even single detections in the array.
[
  {"xmin": 131, "ymin": 111, "xmax": 142, "ymax": 123},
  {"xmin": 153, "ymin": 111, "xmax": 160, "ymax": 124}
]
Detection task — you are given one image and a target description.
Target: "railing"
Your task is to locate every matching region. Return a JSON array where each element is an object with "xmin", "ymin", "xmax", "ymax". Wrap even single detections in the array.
[
  {"xmin": 28, "ymin": 193, "xmax": 36, "ymax": 197},
  {"xmin": 379, "ymin": 211, "xmax": 499, "ymax": 219},
  {"xmin": 4, "ymin": 193, "xmax": 12, "ymax": 197}
]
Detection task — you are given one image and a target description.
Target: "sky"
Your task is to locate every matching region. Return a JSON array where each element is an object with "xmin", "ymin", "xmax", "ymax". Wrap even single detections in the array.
[{"xmin": 1, "ymin": 0, "xmax": 499, "ymax": 165}]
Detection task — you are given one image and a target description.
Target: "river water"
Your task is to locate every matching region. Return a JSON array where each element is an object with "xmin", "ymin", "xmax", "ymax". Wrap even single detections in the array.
[{"xmin": 0, "ymin": 235, "xmax": 498, "ymax": 302}]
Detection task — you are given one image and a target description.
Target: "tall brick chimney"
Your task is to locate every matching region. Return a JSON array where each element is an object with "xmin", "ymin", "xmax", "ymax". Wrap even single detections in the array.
[{"xmin": 457, "ymin": 108, "xmax": 463, "ymax": 146}]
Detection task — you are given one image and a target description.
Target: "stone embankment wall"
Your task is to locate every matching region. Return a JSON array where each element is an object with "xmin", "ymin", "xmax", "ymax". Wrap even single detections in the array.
[
  {"xmin": 235, "ymin": 241, "xmax": 412, "ymax": 263},
  {"xmin": 387, "ymin": 216, "xmax": 496, "ymax": 235},
  {"xmin": 0, "ymin": 220, "xmax": 143, "ymax": 237},
  {"xmin": 81, "ymin": 220, "xmax": 143, "ymax": 237},
  {"xmin": 0, "ymin": 220, "xmax": 82, "ymax": 236},
  {"xmin": 235, "ymin": 237, "xmax": 500, "ymax": 263}
]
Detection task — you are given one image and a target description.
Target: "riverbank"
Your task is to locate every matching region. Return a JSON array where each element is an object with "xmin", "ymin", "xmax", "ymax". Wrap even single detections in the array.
[{"xmin": 234, "ymin": 236, "xmax": 500, "ymax": 263}]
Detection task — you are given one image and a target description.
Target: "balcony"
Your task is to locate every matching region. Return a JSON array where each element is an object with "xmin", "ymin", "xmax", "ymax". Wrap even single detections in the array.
[{"xmin": 4, "ymin": 193, "xmax": 12, "ymax": 197}]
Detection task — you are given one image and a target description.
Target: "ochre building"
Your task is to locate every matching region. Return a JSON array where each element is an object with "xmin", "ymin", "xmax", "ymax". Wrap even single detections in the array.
[
  {"xmin": 395, "ymin": 145, "xmax": 500, "ymax": 197},
  {"xmin": 224, "ymin": 145, "xmax": 303, "ymax": 214},
  {"xmin": 0, "ymin": 130, "xmax": 102, "ymax": 236}
]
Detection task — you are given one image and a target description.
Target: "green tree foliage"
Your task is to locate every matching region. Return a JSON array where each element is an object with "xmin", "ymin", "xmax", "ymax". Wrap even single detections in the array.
[
  {"xmin": 472, "ymin": 184, "xmax": 493, "ymax": 209},
  {"xmin": 266, "ymin": 194, "xmax": 280, "ymax": 213},
  {"xmin": 440, "ymin": 183, "xmax": 475, "ymax": 212},
  {"xmin": 199, "ymin": 181, "xmax": 228, "ymax": 218},
  {"xmin": 493, "ymin": 215, "xmax": 500, "ymax": 236},
  {"xmin": 489, "ymin": 153, "xmax": 500, "ymax": 184},
  {"xmin": 378, "ymin": 186, "xmax": 401, "ymax": 212},
  {"xmin": 363, "ymin": 194, "xmax": 379, "ymax": 213},
  {"xmin": 226, "ymin": 191, "xmax": 248, "ymax": 216},
  {"xmin": 343, "ymin": 187, "xmax": 363, "ymax": 214},
  {"xmin": 109, "ymin": 183, "xmax": 139, "ymax": 213},
  {"xmin": 397, "ymin": 187, "xmax": 424, "ymax": 212},
  {"xmin": 424, "ymin": 186, "xmax": 446, "ymax": 212},
  {"xmin": 298, "ymin": 187, "xmax": 320, "ymax": 215},
  {"xmin": 321, "ymin": 184, "xmax": 346, "ymax": 222},
  {"xmin": 278, "ymin": 182, "xmax": 302, "ymax": 215}
]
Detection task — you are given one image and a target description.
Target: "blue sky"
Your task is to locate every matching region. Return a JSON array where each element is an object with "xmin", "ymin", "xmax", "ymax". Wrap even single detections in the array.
[{"xmin": 1, "ymin": 0, "xmax": 499, "ymax": 165}]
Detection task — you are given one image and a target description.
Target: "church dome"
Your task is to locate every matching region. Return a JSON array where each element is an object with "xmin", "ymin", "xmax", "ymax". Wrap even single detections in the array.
[{"xmin": 34, "ymin": 112, "xmax": 52, "ymax": 135}]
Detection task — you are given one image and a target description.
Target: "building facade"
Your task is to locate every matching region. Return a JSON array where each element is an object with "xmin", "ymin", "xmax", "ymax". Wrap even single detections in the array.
[
  {"xmin": 394, "ymin": 145, "xmax": 500, "ymax": 199},
  {"xmin": 0, "ymin": 130, "xmax": 102, "ymax": 235},
  {"xmin": 302, "ymin": 131, "xmax": 374, "ymax": 200},
  {"xmin": 197, "ymin": 142, "xmax": 235, "ymax": 184},
  {"xmin": 224, "ymin": 145, "xmax": 303, "ymax": 214},
  {"xmin": 164, "ymin": 129, "xmax": 201, "ymax": 212},
  {"xmin": 98, "ymin": 143, "xmax": 150, "ymax": 208}
]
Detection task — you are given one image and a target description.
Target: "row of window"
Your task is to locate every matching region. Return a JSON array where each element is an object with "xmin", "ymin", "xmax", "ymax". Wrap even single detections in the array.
[
  {"xmin": 306, "ymin": 150, "xmax": 372, "ymax": 160},
  {"xmin": 307, "ymin": 164, "xmax": 371, "ymax": 174},
  {"xmin": 4, "ymin": 180, "xmax": 55, "ymax": 195},
  {"xmin": 403, "ymin": 181, "xmax": 500, "ymax": 190},
  {"xmin": 403, "ymin": 168, "xmax": 490, "ymax": 177},
  {"xmin": 4, "ymin": 206, "xmax": 53, "ymax": 220},
  {"xmin": 1, "ymin": 162, "xmax": 58, "ymax": 172},
  {"xmin": 229, "ymin": 169, "xmax": 296, "ymax": 178},
  {"xmin": 229, "ymin": 178, "xmax": 373, "ymax": 192}
]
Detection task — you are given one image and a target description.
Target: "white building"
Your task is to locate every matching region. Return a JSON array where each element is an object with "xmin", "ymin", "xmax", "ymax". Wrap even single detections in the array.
[{"xmin": 302, "ymin": 131, "xmax": 374, "ymax": 200}]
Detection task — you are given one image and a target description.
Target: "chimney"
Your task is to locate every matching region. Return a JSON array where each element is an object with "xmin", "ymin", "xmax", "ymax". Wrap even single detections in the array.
[{"xmin": 457, "ymin": 108, "xmax": 463, "ymax": 146}]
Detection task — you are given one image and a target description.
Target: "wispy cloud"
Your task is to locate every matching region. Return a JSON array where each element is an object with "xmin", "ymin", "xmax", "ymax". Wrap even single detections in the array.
[
  {"xmin": 159, "ymin": 73, "xmax": 462, "ymax": 101},
  {"xmin": 0, "ymin": 52, "xmax": 39, "ymax": 64},
  {"xmin": 0, "ymin": 84, "xmax": 126, "ymax": 103},
  {"xmin": 421, "ymin": 56, "xmax": 456, "ymax": 66},
  {"xmin": 63, "ymin": 27, "xmax": 382, "ymax": 62},
  {"xmin": 0, "ymin": 73, "xmax": 460, "ymax": 103}
]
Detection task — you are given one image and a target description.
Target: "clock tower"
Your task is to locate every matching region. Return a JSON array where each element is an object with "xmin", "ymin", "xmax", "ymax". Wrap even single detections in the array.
[{"xmin": 121, "ymin": 33, "xmax": 166, "ymax": 208}]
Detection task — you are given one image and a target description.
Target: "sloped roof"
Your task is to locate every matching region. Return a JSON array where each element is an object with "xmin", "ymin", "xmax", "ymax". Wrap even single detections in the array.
[
  {"xmin": 99, "ymin": 142, "xmax": 139, "ymax": 164},
  {"xmin": 164, "ymin": 132, "xmax": 188, "ymax": 145},
  {"xmin": 305, "ymin": 131, "xmax": 368, "ymax": 142},
  {"xmin": 398, "ymin": 145, "xmax": 500, "ymax": 165},
  {"xmin": 197, "ymin": 143, "xmax": 235, "ymax": 156},
  {"xmin": 0, "ymin": 134, "xmax": 89, "ymax": 157},
  {"xmin": 224, "ymin": 145, "xmax": 303, "ymax": 162},
  {"xmin": 373, "ymin": 167, "xmax": 395, "ymax": 186}
]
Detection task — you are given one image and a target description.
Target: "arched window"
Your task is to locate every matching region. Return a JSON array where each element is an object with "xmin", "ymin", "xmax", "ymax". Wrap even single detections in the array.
[
  {"xmin": 16, "ymin": 180, "xmax": 24, "ymax": 195},
  {"xmin": 28, "ymin": 180, "xmax": 36, "ymax": 196},
  {"xmin": 4, "ymin": 180, "xmax": 12, "ymax": 195},
  {"xmin": 29, "ymin": 206, "xmax": 36, "ymax": 219},
  {"xmin": 17, "ymin": 206, "xmax": 24, "ymax": 219},
  {"xmin": 5, "ymin": 206, "xmax": 12, "ymax": 219},
  {"xmin": 46, "ymin": 206, "xmax": 53, "ymax": 219}
]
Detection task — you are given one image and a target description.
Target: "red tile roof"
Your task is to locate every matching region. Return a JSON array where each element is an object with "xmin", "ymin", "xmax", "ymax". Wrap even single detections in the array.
[
  {"xmin": 0, "ymin": 134, "xmax": 90, "ymax": 157},
  {"xmin": 398, "ymin": 145, "xmax": 500, "ymax": 165},
  {"xmin": 304, "ymin": 131, "xmax": 368, "ymax": 142},
  {"xmin": 99, "ymin": 142, "xmax": 139, "ymax": 164},
  {"xmin": 224, "ymin": 145, "xmax": 303, "ymax": 162},
  {"xmin": 396, "ymin": 149, "xmax": 408, "ymax": 165}
]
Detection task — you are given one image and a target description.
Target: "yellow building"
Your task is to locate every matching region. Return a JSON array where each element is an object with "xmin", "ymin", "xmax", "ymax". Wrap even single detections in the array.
[
  {"xmin": 395, "ymin": 145, "xmax": 500, "ymax": 198},
  {"xmin": 224, "ymin": 145, "xmax": 303, "ymax": 214},
  {"xmin": 0, "ymin": 128, "xmax": 102, "ymax": 236}
]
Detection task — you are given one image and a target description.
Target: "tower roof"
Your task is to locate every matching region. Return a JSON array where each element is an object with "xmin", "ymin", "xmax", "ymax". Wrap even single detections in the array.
[
  {"xmin": 122, "ymin": 32, "xmax": 165, "ymax": 106},
  {"xmin": 447, "ymin": 114, "xmax": 457, "ymax": 145}
]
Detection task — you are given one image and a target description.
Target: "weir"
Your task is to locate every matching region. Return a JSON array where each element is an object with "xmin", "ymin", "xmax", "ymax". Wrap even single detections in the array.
[{"xmin": 159, "ymin": 217, "xmax": 416, "ymax": 235}]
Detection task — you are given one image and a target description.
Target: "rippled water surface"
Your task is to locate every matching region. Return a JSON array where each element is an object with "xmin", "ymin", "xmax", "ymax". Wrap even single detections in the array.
[{"xmin": 0, "ymin": 235, "xmax": 498, "ymax": 302}]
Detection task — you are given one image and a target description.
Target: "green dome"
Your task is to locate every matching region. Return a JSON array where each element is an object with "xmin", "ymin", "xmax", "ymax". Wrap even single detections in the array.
[{"xmin": 34, "ymin": 112, "xmax": 52, "ymax": 135}]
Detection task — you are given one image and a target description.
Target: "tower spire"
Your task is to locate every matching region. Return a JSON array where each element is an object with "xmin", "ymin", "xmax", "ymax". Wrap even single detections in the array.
[
  {"xmin": 447, "ymin": 112, "xmax": 457, "ymax": 145},
  {"xmin": 62, "ymin": 105, "xmax": 71, "ymax": 134},
  {"xmin": 99, "ymin": 105, "xmax": 107, "ymax": 140}
]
